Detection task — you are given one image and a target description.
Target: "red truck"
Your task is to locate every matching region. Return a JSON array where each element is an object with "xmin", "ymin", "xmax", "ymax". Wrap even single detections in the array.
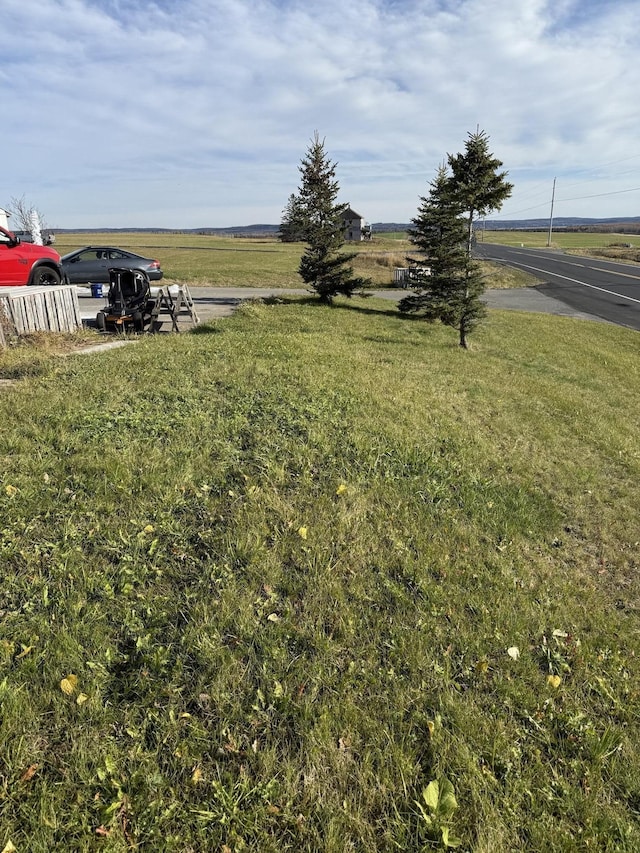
[{"xmin": 0, "ymin": 225, "xmax": 65, "ymax": 287}]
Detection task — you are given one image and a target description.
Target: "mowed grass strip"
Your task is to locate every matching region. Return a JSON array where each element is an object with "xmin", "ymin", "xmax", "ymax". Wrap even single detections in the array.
[{"xmin": 1, "ymin": 299, "xmax": 639, "ymax": 851}]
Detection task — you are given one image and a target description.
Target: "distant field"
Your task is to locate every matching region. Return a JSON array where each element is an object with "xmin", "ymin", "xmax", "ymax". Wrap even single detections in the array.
[
  {"xmin": 480, "ymin": 230, "xmax": 640, "ymax": 250},
  {"xmin": 53, "ymin": 229, "xmax": 638, "ymax": 290},
  {"xmin": 54, "ymin": 233, "xmax": 304, "ymax": 288},
  {"xmin": 53, "ymin": 232, "xmax": 414, "ymax": 288}
]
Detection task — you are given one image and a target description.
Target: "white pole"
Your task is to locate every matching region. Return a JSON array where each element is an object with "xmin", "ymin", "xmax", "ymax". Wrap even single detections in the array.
[{"xmin": 546, "ymin": 177, "xmax": 556, "ymax": 248}]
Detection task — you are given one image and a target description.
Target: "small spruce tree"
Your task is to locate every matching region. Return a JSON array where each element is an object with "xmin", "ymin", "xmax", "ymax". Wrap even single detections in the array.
[
  {"xmin": 448, "ymin": 128, "xmax": 513, "ymax": 257},
  {"xmin": 400, "ymin": 129, "xmax": 512, "ymax": 348},
  {"xmin": 295, "ymin": 132, "xmax": 369, "ymax": 303},
  {"xmin": 278, "ymin": 193, "xmax": 305, "ymax": 242},
  {"xmin": 399, "ymin": 164, "xmax": 468, "ymax": 324}
]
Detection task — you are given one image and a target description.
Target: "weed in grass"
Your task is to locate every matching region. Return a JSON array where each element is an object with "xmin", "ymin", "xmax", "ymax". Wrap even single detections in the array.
[{"xmin": 415, "ymin": 777, "xmax": 461, "ymax": 849}]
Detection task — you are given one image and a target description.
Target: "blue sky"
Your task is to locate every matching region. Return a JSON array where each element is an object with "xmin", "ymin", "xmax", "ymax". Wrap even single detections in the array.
[{"xmin": 2, "ymin": 0, "xmax": 639, "ymax": 228}]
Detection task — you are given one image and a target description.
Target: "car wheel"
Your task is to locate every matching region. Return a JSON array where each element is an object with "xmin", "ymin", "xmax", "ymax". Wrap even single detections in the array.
[{"xmin": 30, "ymin": 267, "xmax": 61, "ymax": 287}]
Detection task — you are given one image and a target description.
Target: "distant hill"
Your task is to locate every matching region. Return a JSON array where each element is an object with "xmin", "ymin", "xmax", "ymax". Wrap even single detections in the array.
[
  {"xmin": 483, "ymin": 216, "xmax": 640, "ymax": 231},
  {"xmin": 53, "ymin": 217, "xmax": 640, "ymax": 236}
]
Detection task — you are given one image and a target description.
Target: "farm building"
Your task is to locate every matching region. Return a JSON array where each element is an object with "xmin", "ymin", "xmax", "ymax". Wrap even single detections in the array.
[{"xmin": 342, "ymin": 206, "xmax": 372, "ymax": 241}]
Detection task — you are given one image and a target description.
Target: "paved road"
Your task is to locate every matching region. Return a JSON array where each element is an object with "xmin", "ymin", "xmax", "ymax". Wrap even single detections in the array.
[
  {"xmin": 475, "ymin": 243, "xmax": 640, "ymax": 330},
  {"xmin": 78, "ymin": 282, "xmax": 604, "ymax": 326}
]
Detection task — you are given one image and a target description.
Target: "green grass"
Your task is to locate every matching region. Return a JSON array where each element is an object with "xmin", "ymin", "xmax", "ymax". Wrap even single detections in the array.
[
  {"xmin": 1, "ymin": 299, "xmax": 640, "ymax": 850},
  {"xmin": 54, "ymin": 232, "xmax": 414, "ymax": 288},
  {"xmin": 481, "ymin": 230, "xmax": 640, "ymax": 252},
  {"xmin": 54, "ymin": 232, "xmax": 305, "ymax": 288},
  {"xmin": 55, "ymin": 229, "xmax": 639, "ymax": 291}
]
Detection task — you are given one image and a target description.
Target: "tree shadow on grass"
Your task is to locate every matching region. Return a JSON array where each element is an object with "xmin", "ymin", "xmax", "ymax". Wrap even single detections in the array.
[
  {"xmin": 189, "ymin": 324, "xmax": 225, "ymax": 336},
  {"xmin": 334, "ymin": 298, "xmax": 422, "ymax": 322},
  {"xmin": 262, "ymin": 292, "xmax": 420, "ymax": 322},
  {"xmin": 188, "ymin": 292, "xmax": 426, "ymax": 333}
]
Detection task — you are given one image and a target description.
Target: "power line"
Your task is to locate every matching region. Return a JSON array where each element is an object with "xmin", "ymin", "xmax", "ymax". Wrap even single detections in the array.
[
  {"xmin": 557, "ymin": 186, "xmax": 640, "ymax": 202},
  {"xmin": 491, "ymin": 200, "xmax": 552, "ymax": 219},
  {"xmin": 494, "ymin": 183, "xmax": 640, "ymax": 219}
]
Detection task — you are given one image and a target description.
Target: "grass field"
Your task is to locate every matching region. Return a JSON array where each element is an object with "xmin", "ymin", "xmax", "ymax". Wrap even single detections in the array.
[
  {"xmin": 480, "ymin": 230, "xmax": 640, "ymax": 254},
  {"xmin": 1, "ymin": 298, "xmax": 639, "ymax": 851},
  {"xmin": 53, "ymin": 232, "xmax": 414, "ymax": 288},
  {"xmin": 52, "ymin": 229, "xmax": 636, "ymax": 290}
]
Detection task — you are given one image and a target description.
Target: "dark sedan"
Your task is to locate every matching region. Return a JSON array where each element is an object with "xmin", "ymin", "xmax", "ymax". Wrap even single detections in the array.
[{"xmin": 61, "ymin": 247, "xmax": 163, "ymax": 284}]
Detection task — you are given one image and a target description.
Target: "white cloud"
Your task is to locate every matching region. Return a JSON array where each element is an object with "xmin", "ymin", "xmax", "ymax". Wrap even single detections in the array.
[{"xmin": 1, "ymin": 0, "xmax": 639, "ymax": 226}]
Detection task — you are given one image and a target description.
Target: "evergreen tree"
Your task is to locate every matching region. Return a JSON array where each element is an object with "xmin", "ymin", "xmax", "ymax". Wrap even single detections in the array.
[
  {"xmin": 400, "ymin": 130, "xmax": 512, "ymax": 348},
  {"xmin": 278, "ymin": 193, "xmax": 305, "ymax": 242},
  {"xmin": 295, "ymin": 132, "xmax": 369, "ymax": 303},
  {"xmin": 399, "ymin": 164, "xmax": 467, "ymax": 323},
  {"xmin": 448, "ymin": 128, "xmax": 513, "ymax": 256}
]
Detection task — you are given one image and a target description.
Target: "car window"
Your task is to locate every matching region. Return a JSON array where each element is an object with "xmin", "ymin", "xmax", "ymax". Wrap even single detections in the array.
[
  {"xmin": 74, "ymin": 250, "xmax": 104, "ymax": 262},
  {"xmin": 109, "ymin": 250, "xmax": 129, "ymax": 260}
]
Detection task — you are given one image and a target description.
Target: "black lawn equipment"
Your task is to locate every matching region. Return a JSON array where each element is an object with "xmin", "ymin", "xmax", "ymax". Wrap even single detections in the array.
[{"xmin": 96, "ymin": 267, "xmax": 156, "ymax": 333}]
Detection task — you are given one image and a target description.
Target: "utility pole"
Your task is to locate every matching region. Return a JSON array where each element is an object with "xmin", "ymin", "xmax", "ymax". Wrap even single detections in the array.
[{"xmin": 547, "ymin": 177, "xmax": 556, "ymax": 247}]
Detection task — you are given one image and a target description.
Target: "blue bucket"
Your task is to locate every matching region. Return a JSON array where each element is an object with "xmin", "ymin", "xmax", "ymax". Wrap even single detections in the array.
[{"xmin": 90, "ymin": 283, "xmax": 103, "ymax": 298}]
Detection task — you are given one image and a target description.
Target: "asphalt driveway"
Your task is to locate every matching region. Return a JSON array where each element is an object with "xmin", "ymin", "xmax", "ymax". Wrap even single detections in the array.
[{"xmin": 78, "ymin": 284, "xmax": 606, "ymax": 325}]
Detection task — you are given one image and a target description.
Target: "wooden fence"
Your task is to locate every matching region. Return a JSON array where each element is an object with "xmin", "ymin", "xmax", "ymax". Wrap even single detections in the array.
[
  {"xmin": 0, "ymin": 286, "xmax": 82, "ymax": 342},
  {"xmin": 393, "ymin": 267, "xmax": 432, "ymax": 287}
]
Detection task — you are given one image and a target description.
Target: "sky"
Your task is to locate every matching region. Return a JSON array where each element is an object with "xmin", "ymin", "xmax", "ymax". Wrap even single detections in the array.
[{"xmin": 2, "ymin": 0, "xmax": 639, "ymax": 229}]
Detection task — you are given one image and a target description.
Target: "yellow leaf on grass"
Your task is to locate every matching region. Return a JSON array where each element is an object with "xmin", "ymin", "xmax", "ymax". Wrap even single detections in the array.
[
  {"xmin": 191, "ymin": 766, "xmax": 203, "ymax": 784},
  {"xmin": 2, "ymin": 841, "xmax": 17, "ymax": 853},
  {"xmin": 5, "ymin": 485, "xmax": 18, "ymax": 497},
  {"xmin": 15, "ymin": 645, "xmax": 34, "ymax": 660},
  {"xmin": 20, "ymin": 764, "xmax": 39, "ymax": 783},
  {"xmin": 547, "ymin": 674, "xmax": 562, "ymax": 689},
  {"xmin": 76, "ymin": 693, "xmax": 89, "ymax": 706},
  {"xmin": 60, "ymin": 674, "xmax": 78, "ymax": 695},
  {"xmin": 336, "ymin": 483, "xmax": 348, "ymax": 495},
  {"xmin": 297, "ymin": 526, "xmax": 308, "ymax": 540},
  {"xmin": 143, "ymin": 524, "xmax": 155, "ymax": 534}
]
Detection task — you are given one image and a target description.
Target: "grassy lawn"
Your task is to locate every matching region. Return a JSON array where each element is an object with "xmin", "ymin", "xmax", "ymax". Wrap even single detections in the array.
[
  {"xmin": 53, "ymin": 232, "xmax": 414, "ymax": 288},
  {"xmin": 1, "ymin": 300, "xmax": 639, "ymax": 850}
]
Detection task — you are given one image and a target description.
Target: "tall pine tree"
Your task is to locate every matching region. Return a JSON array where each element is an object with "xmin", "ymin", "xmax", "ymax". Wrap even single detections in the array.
[
  {"xmin": 294, "ymin": 132, "xmax": 368, "ymax": 303},
  {"xmin": 400, "ymin": 130, "xmax": 512, "ymax": 348},
  {"xmin": 448, "ymin": 129, "xmax": 513, "ymax": 257}
]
